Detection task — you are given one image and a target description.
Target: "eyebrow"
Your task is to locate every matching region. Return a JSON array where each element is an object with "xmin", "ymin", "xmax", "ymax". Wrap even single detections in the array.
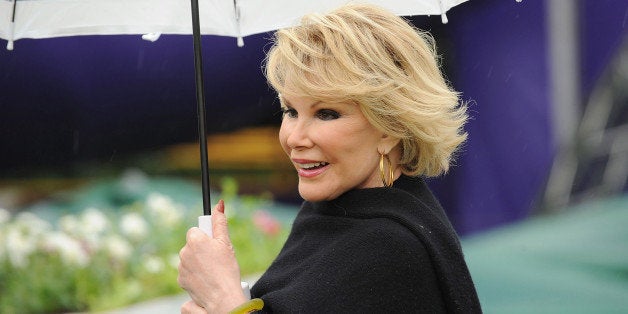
[{"xmin": 281, "ymin": 97, "xmax": 322, "ymax": 109}]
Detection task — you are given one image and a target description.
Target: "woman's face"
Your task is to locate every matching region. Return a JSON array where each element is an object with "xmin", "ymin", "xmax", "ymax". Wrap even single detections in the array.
[{"xmin": 279, "ymin": 93, "xmax": 393, "ymax": 201}]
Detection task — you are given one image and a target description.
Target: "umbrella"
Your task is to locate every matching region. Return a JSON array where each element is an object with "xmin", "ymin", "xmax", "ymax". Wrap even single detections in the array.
[
  {"xmin": 2, "ymin": 0, "xmax": 470, "ymax": 49},
  {"xmin": 1, "ymin": 0, "xmax": 473, "ymax": 218}
]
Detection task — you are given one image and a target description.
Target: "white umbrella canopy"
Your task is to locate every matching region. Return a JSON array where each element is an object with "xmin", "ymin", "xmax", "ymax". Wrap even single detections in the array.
[
  {"xmin": 1, "ymin": 0, "xmax": 469, "ymax": 49},
  {"xmin": 234, "ymin": 0, "xmax": 469, "ymax": 35},
  {"xmin": 0, "ymin": 0, "xmax": 234, "ymax": 49}
]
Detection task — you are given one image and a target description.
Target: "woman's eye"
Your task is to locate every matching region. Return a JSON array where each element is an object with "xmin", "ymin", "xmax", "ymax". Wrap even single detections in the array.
[
  {"xmin": 282, "ymin": 108, "xmax": 297, "ymax": 118},
  {"xmin": 317, "ymin": 109, "xmax": 340, "ymax": 121}
]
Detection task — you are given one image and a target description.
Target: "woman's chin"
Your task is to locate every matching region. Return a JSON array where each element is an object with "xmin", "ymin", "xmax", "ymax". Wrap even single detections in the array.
[{"xmin": 297, "ymin": 184, "xmax": 336, "ymax": 202}]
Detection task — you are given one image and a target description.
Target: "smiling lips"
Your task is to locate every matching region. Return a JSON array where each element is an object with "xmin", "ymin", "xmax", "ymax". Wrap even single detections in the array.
[{"xmin": 292, "ymin": 159, "xmax": 330, "ymax": 178}]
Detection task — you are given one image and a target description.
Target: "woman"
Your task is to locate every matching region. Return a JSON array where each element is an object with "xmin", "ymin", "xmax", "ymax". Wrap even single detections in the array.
[{"xmin": 178, "ymin": 4, "xmax": 481, "ymax": 313}]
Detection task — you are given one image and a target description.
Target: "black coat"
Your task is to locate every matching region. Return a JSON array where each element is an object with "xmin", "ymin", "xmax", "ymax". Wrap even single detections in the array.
[{"xmin": 251, "ymin": 175, "xmax": 481, "ymax": 313}]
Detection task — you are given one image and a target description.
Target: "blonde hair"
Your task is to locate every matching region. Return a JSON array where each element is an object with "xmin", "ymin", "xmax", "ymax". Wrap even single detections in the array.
[{"xmin": 264, "ymin": 4, "xmax": 468, "ymax": 177}]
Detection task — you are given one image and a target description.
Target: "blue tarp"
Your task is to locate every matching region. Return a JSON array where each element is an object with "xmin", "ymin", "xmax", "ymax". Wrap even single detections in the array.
[{"xmin": 464, "ymin": 194, "xmax": 628, "ymax": 313}]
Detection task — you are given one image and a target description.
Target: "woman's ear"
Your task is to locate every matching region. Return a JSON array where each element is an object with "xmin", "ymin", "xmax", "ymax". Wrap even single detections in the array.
[{"xmin": 378, "ymin": 134, "xmax": 401, "ymax": 155}]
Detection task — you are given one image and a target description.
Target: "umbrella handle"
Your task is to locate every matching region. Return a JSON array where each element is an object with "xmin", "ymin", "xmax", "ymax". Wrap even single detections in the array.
[
  {"xmin": 198, "ymin": 215, "xmax": 213, "ymax": 237},
  {"xmin": 198, "ymin": 215, "xmax": 252, "ymax": 300}
]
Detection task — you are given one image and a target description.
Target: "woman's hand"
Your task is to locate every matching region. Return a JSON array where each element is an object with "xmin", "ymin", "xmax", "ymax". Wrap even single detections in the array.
[
  {"xmin": 180, "ymin": 299, "xmax": 210, "ymax": 314},
  {"xmin": 178, "ymin": 200, "xmax": 247, "ymax": 313}
]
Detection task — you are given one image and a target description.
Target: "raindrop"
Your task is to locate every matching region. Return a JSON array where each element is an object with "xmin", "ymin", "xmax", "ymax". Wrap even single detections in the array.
[{"xmin": 505, "ymin": 73, "xmax": 513, "ymax": 83}]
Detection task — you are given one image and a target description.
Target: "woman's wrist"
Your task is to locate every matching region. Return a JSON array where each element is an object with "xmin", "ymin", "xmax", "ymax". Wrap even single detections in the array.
[{"xmin": 212, "ymin": 289, "xmax": 248, "ymax": 313}]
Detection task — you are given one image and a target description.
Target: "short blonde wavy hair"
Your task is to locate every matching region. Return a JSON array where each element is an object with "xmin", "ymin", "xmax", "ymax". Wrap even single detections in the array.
[{"xmin": 264, "ymin": 4, "xmax": 468, "ymax": 177}]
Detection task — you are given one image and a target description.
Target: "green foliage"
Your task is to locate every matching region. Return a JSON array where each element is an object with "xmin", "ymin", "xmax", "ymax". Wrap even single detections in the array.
[
  {"xmin": 0, "ymin": 177, "xmax": 289, "ymax": 313},
  {"xmin": 220, "ymin": 177, "xmax": 290, "ymax": 275}
]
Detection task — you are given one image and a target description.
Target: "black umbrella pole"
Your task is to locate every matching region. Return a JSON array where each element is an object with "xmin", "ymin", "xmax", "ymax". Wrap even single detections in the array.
[{"xmin": 191, "ymin": 0, "xmax": 211, "ymax": 215}]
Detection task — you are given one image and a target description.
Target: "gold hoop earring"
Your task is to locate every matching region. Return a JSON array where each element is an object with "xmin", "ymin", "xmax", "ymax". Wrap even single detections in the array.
[{"xmin": 379, "ymin": 153, "xmax": 394, "ymax": 187}]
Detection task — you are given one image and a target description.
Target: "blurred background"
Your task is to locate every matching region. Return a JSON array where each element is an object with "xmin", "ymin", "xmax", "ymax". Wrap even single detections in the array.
[{"xmin": 1, "ymin": 0, "xmax": 627, "ymax": 312}]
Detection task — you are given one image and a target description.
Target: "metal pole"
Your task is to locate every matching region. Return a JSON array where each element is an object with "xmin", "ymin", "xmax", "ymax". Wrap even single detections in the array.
[
  {"xmin": 190, "ymin": 0, "xmax": 211, "ymax": 215},
  {"xmin": 543, "ymin": 0, "xmax": 580, "ymax": 211}
]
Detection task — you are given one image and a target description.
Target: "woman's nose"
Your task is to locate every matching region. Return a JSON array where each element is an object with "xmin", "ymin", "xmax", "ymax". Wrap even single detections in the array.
[{"xmin": 285, "ymin": 120, "xmax": 313, "ymax": 150}]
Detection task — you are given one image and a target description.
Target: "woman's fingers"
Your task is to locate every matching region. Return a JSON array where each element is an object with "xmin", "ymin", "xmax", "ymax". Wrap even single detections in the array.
[
  {"xmin": 211, "ymin": 199, "xmax": 232, "ymax": 246},
  {"xmin": 178, "ymin": 200, "xmax": 245, "ymax": 312},
  {"xmin": 180, "ymin": 299, "xmax": 206, "ymax": 314}
]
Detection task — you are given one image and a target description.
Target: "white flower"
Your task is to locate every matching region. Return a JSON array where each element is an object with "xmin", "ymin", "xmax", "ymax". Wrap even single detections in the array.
[
  {"xmin": 146, "ymin": 193, "xmax": 183, "ymax": 227},
  {"xmin": 119, "ymin": 168, "xmax": 149, "ymax": 195},
  {"xmin": 105, "ymin": 235, "xmax": 133, "ymax": 261},
  {"xmin": 142, "ymin": 255, "xmax": 164, "ymax": 274},
  {"xmin": 59, "ymin": 214, "xmax": 81, "ymax": 235},
  {"xmin": 146, "ymin": 193, "xmax": 171, "ymax": 213},
  {"xmin": 120, "ymin": 212, "xmax": 149, "ymax": 241},
  {"xmin": 15, "ymin": 211, "xmax": 52, "ymax": 236},
  {"xmin": 44, "ymin": 232, "xmax": 90, "ymax": 267},
  {"xmin": 0, "ymin": 208, "xmax": 10, "ymax": 225},
  {"xmin": 5, "ymin": 225, "xmax": 38, "ymax": 268},
  {"xmin": 81, "ymin": 207, "xmax": 110, "ymax": 234},
  {"xmin": 169, "ymin": 254, "xmax": 180, "ymax": 269},
  {"xmin": 78, "ymin": 208, "xmax": 111, "ymax": 251}
]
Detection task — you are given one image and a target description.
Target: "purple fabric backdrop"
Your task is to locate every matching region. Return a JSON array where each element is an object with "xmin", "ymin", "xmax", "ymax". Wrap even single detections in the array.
[
  {"xmin": 428, "ymin": 0, "xmax": 553, "ymax": 235},
  {"xmin": 429, "ymin": 0, "xmax": 627, "ymax": 235},
  {"xmin": 580, "ymin": 0, "xmax": 628, "ymax": 96}
]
